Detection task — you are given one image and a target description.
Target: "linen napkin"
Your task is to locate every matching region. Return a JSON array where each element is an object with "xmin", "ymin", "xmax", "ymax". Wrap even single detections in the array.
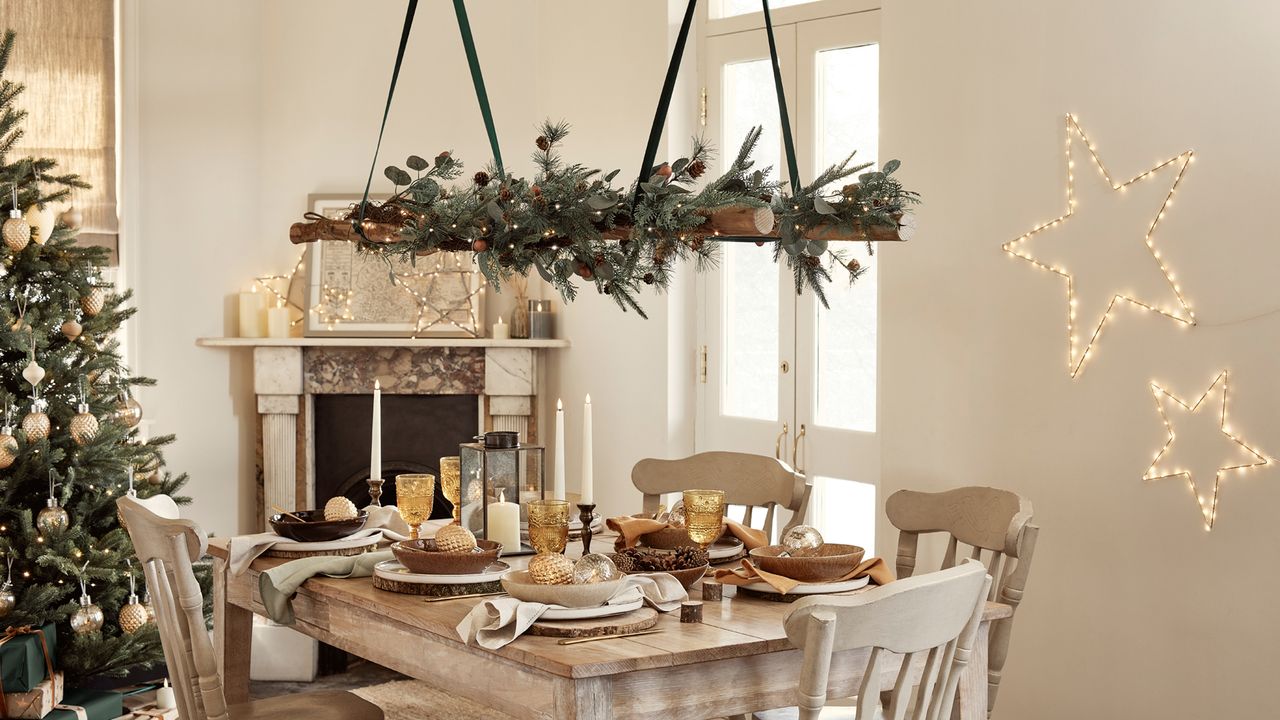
[
  {"xmin": 258, "ymin": 550, "xmax": 394, "ymax": 624},
  {"xmin": 714, "ymin": 556, "xmax": 894, "ymax": 595},
  {"xmin": 605, "ymin": 515, "xmax": 768, "ymax": 551},
  {"xmin": 456, "ymin": 573, "xmax": 687, "ymax": 650},
  {"xmin": 227, "ymin": 504, "xmax": 427, "ymax": 576}
]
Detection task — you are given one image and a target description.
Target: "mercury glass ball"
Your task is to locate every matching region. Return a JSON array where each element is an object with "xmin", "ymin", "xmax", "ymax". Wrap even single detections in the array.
[
  {"xmin": 36, "ymin": 504, "xmax": 70, "ymax": 534},
  {"xmin": 0, "ymin": 583, "xmax": 14, "ymax": 618},
  {"xmin": 572, "ymin": 553, "xmax": 622, "ymax": 585},
  {"xmin": 71, "ymin": 602, "xmax": 104, "ymax": 634},
  {"xmin": 668, "ymin": 500, "xmax": 687, "ymax": 528},
  {"xmin": 781, "ymin": 525, "xmax": 824, "ymax": 557}
]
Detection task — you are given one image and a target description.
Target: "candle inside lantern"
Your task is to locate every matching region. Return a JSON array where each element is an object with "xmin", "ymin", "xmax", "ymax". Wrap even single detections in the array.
[
  {"xmin": 488, "ymin": 488, "xmax": 521, "ymax": 554},
  {"xmin": 553, "ymin": 399, "xmax": 565, "ymax": 501},
  {"xmin": 529, "ymin": 300, "xmax": 553, "ymax": 339},
  {"xmin": 266, "ymin": 301, "xmax": 290, "ymax": 339},
  {"xmin": 238, "ymin": 286, "xmax": 265, "ymax": 338},
  {"xmin": 581, "ymin": 394, "xmax": 593, "ymax": 505},
  {"xmin": 370, "ymin": 380, "xmax": 381, "ymax": 485},
  {"xmin": 491, "ymin": 315, "xmax": 510, "ymax": 340}
]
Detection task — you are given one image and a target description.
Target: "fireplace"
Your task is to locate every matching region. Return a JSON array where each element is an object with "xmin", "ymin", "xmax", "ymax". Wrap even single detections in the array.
[{"xmin": 312, "ymin": 393, "xmax": 477, "ymax": 518}]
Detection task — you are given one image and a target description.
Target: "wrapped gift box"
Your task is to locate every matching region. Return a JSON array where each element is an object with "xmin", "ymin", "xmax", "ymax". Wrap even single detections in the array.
[
  {"xmin": 47, "ymin": 687, "xmax": 123, "ymax": 720},
  {"xmin": 113, "ymin": 703, "xmax": 178, "ymax": 720},
  {"xmin": 2, "ymin": 671, "xmax": 64, "ymax": 719},
  {"xmin": 0, "ymin": 623, "xmax": 58, "ymax": 693}
]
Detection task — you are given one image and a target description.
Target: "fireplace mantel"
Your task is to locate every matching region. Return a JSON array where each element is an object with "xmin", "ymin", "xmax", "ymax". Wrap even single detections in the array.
[{"xmin": 198, "ymin": 336, "xmax": 566, "ymax": 527}]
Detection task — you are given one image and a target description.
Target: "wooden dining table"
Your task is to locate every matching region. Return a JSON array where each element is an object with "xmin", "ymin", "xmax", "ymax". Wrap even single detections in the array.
[{"xmin": 208, "ymin": 537, "xmax": 1010, "ymax": 720}]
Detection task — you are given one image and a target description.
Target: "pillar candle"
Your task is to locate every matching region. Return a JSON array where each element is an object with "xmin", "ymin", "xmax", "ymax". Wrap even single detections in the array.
[
  {"xmin": 553, "ymin": 399, "xmax": 565, "ymax": 501},
  {"xmin": 370, "ymin": 380, "xmax": 381, "ymax": 484},
  {"xmin": 581, "ymin": 394, "xmax": 593, "ymax": 505},
  {"xmin": 487, "ymin": 489, "xmax": 521, "ymax": 553},
  {"xmin": 266, "ymin": 302, "xmax": 290, "ymax": 339},
  {"xmin": 238, "ymin": 287, "xmax": 265, "ymax": 338},
  {"xmin": 491, "ymin": 316, "xmax": 510, "ymax": 340},
  {"xmin": 156, "ymin": 678, "xmax": 176, "ymax": 709}
]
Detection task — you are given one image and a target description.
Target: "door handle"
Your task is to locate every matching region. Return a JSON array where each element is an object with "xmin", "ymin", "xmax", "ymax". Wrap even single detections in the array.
[
  {"xmin": 791, "ymin": 424, "xmax": 807, "ymax": 474},
  {"xmin": 774, "ymin": 423, "xmax": 789, "ymax": 461}
]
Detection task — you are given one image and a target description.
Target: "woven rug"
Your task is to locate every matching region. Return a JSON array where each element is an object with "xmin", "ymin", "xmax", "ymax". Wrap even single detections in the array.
[{"xmin": 351, "ymin": 678, "xmax": 519, "ymax": 720}]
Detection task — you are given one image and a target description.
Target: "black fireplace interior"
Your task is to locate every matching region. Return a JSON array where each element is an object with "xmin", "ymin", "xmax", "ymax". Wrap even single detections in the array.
[{"xmin": 312, "ymin": 393, "xmax": 478, "ymax": 519}]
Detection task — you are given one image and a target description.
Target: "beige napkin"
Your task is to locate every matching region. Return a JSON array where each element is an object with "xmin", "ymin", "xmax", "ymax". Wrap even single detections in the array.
[
  {"xmin": 259, "ymin": 550, "xmax": 394, "ymax": 624},
  {"xmin": 456, "ymin": 574, "xmax": 687, "ymax": 650},
  {"xmin": 606, "ymin": 515, "xmax": 768, "ymax": 551},
  {"xmin": 227, "ymin": 505, "xmax": 436, "ymax": 576},
  {"xmin": 714, "ymin": 556, "xmax": 894, "ymax": 595}
]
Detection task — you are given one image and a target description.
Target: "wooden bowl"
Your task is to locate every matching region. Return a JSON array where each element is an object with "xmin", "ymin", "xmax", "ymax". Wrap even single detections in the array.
[
  {"xmin": 392, "ymin": 539, "xmax": 502, "ymax": 575},
  {"xmin": 629, "ymin": 563, "xmax": 709, "ymax": 590},
  {"xmin": 748, "ymin": 543, "xmax": 865, "ymax": 583},
  {"xmin": 269, "ymin": 510, "xmax": 368, "ymax": 543},
  {"xmin": 500, "ymin": 570, "xmax": 624, "ymax": 608},
  {"xmin": 635, "ymin": 515, "xmax": 726, "ymax": 550}
]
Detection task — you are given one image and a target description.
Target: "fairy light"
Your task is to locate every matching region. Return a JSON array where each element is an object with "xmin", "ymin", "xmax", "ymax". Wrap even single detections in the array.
[
  {"xmin": 1002, "ymin": 114, "xmax": 1196, "ymax": 378},
  {"xmin": 1144, "ymin": 370, "xmax": 1269, "ymax": 531},
  {"xmin": 255, "ymin": 253, "xmax": 307, "ymax": 327},
  {"xmin": 388, "ymin": 250, "xmax": 484, "ymax": 339}
]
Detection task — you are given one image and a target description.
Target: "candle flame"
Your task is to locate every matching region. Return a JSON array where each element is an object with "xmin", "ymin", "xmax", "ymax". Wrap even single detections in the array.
[
  {"xmin": 536, "ymin": 301, "xmax": 543, "ymax": 312},
  {"xmin": 498, "ymin": 488, "xmax": 506, "ymax": 503},
  {"xmin": 585, "ymin": 394, "xmax": 591, "ymax": 404},
  {"xmin": 374, "ymin": 379, "xmax": 381, "ymax": 390},
  {"xmin": 557, "ymin": 398, "xmax": 562, "ymax": 410}
]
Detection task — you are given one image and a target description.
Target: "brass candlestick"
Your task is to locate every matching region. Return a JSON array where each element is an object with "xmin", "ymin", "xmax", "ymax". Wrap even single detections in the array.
[
  {"xmin": 367, "ymin": 477, "xmax": 384, "ymax": 507},
  {"xmin": 577, "ymin": 503, "xmax": 597, "ymax": 555}
]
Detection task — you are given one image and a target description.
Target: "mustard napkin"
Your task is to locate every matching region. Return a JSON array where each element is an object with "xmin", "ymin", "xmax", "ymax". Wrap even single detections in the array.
[
  {"xmin": 714, "ymin": 556, "xmax": 894, "ymax": 595},
  {"xmin": 605, "ymin": 515, "xmax": 767, "ymax": 551}
]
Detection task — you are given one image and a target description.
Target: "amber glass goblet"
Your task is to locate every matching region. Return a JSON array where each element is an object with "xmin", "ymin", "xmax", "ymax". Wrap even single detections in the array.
[
  {"xmin": 527, "ymin": 499, "xmax": 571, "ymax": 554},
  {"xmin": 439, "ymin": 456, "xmax": 462, "ymax": 525},
  {"xmin": 396, "ymin": 473, "xmax": 436, "ymax": 540},
  {"xmin": 682, "ymin": 489, "xmax": 726, "ymax": 549}
]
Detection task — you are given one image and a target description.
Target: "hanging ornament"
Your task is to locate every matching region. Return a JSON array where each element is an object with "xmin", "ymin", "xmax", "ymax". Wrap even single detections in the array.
[
  {"xmin": 22, "ymin": 395, "xmax": 49, "ymax": 442},
  {"xmin": 58, "ymin": 206, "xmax": 82, "ymax": 230},
  {"xmin": 118, "ymin": 560, "xmax": 149, "ymax": 634},
  {"xmin": 35, "ymin": 470, "xmax": 69, "ymax": 535},
  {"xmin": 21, "ymin": 360, "xmax": 44, "ymax": 387},
  {"xmin": 143, "ymin": 589, "xmax": 155, "ymax": 624},
  {"xmin": 2, "ymin": 184, "xmax": 30, "ymax": 252},
  {"xmin": 23, "ymin": 204, "xmax": 54, "ymax": 245},
  {"xmin": 0, "ymin": 405, "xmax": 17, "ymax": 470},
  {"xmin": 10, "ymin": 288, "xmax": 29, "ymax": 333},
  {"xmin": 71, "ymin": 562, "xmax": 104, "ymax": 635},
  {"xmin": 60, "ymin": 319, "xmax": 82, "ymax": 340},
  {"xmin": 80, "ymin": 285, "xmax": 105, "ymax": 317},
  {"xmin": 117, "ymin": 471, "xmax": 137, "ymax": 529},
  {"xmin": 70, "ymin": 377, "xmax": 98, "ymax": 445},
  {"xmin": 0, "ymin": 557, "xmax": 16, "ymax": 619},
  {"xmin": 115, "ymin": 390, "xmax": 142, "ymax": 429}
]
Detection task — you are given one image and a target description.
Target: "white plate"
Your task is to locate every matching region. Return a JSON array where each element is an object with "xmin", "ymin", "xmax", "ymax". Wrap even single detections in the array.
[
  {"xmin": 540, "ymin": 597, "xmax": 644, "ymax": 621},
  {"xmin": 373, "ymin": 559, "xmax": 509, "ymax": 585},
  {"xmin": 269, "ymin": 533, "xmax": 381, "ymax": 553},
  {"xmin": 643, "ymin": 538, "xmax": 744, "ymax": 560},
  {"xmin": 740, "ymin": 575, "xmax": 870, "ymax": 595}
]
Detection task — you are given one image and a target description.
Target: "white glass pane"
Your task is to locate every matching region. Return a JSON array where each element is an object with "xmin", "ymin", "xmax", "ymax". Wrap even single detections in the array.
[
  {"xmin": 722, "ymin": 242, "xmax": 778, "ymax": 421},
  {"xmin": 814, "ymin": 43, "xmax": 878, "ymax": 433},
  {"xmin": 722, "ymin": 59, "xmax": 781, "ymax": 181},
  {"xmin": 717, "ymin": 0, "xmax": 815, "ymax": 19},
  {"xmin": 814, "ymin": 476, "xmax": 876, "ymax": 555}
]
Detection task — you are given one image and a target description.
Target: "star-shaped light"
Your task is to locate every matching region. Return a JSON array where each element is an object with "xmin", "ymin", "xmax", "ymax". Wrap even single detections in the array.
[
  {"xmin": 1003, "ymin": 114, "xmax": 1196, "ymax": 377},
  {"xmin": 1144, "ymin": 371, "xmax": 1269, "ymax": 531},
  {"xmin": 391, "ymin": 252, "xmax": 484, "ymax": 337}
]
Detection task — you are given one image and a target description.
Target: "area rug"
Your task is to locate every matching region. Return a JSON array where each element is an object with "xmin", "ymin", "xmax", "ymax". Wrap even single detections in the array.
[{"xmin": 352, "ymin": 679, "xmax": 519, "ymax": 720}]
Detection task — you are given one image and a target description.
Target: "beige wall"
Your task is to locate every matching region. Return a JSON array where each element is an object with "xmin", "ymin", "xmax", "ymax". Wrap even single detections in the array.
[{"xmin": 879, "ymin": 1, "xmax": 1280, "ymax": 717}]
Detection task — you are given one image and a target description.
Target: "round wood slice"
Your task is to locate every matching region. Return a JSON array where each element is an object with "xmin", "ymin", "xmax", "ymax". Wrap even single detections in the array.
[
  {"xmin": 709, "ymin": 549, "xmax": 747, "ymax": 566},
  {"xmin": 372, "ymin": 576, "xmax": 502, "ymax": 597},
  {"xmin": 264, "ymin": 537, "xmax": 379, "ymax": 559},
  {"xmin": 528, "ymin": 606, "xmax": 658, "ymax": 638}
]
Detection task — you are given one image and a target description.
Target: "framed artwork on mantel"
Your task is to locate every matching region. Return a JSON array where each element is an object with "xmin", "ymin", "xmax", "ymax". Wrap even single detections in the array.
[{"xmin": 303, "ymin": 194, "xmax": 486, "ymax": 338}]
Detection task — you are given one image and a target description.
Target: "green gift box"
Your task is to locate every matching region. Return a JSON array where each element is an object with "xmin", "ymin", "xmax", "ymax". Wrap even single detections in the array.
[
  {"xmin": 46, "ymin": 688, "xmax": 123, "ymax": 720},
  {"xmin": 0, "ymin": 623, "xmax": 57, "ymax": 693}
]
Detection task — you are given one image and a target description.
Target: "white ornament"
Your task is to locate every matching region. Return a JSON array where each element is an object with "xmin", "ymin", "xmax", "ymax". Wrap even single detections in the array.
[
  {"xmin": 21, "ymin": 360, "xmax": 44, "ymax": 387},
  {"xmin": 23, "ymin": 205, "xmax": 55, "ymax": 245}
]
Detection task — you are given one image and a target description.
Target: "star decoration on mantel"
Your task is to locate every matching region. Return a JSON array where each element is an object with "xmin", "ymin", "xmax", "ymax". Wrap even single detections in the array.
[
  {"xmin": 1002, "ymin": 114, "xmax": 1196, "ymax": 378},
  {"xmin": 390, "ymin": 252, "xmax": 484, "ymax": 338},
  {"xmin": 1144, "ymin": 371, "xmax": 1269, "ymax": 531}
]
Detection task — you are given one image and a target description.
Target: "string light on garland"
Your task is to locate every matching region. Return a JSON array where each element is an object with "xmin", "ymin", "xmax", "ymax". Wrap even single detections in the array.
[
  {"xmin": 1143, "ymin": 370, "xmax": 1270, "ymax": 531},
  {"xmin": 1002, "ymin": 114, "xmax": 1196, "ymax": 378}
]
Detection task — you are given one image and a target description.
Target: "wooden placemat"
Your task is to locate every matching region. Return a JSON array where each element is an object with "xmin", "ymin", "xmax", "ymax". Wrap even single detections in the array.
[
  {"xmin": 528, "ymin": 606, "xmax": 658, "ymax": 638},
  {"xmin": 372, "ymin": 577, "xmax": 503, "ymax": 597},
  {"xmin": 264, "ymin": 536, "xmax": 380, "ymax": 559}
]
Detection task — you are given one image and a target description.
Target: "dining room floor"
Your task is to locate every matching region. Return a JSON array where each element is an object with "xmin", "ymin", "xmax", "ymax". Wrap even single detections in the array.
[{"xmin": 250, "ymin": 658, "xmax": 406, "ymax": 699}]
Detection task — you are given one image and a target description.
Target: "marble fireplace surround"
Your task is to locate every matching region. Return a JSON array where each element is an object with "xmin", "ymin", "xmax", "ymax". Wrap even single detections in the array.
[{"xmin": 198, "ymin": 337, "xmax": 567, "ymax": 527}]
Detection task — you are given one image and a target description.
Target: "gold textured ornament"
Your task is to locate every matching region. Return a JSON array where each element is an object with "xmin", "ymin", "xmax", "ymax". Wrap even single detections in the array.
[
  {"xmin": 0, "ymin": 425, "xmax": 17, "ymax": 469},
  {"xmin": 22, "ymin": 409, "xmax": 49, "ymax": 441},
  {"xmin": 2, "ymin": 209, "xmax": 29, "ymax": 252},
  {"xmin": 60, "ymin": 319, "xmax": 82, "ymax": 341},
  {"xmin": 118, "ymin": 565, "xmax": 149, "ymax": 634},
  {"xmin": 70, "ymin": 403, "xmax": 99, "ymax": 445},
  {"xmin": 434, "ymin": 524, "xmax": 477, "ymax": 553},
  {"xmin": 80, "ymin": 286, "xmax": 105, "ymax": 316},
  {"xmin": 323, "ymin": 496, "xmax": 358, "ymax": 521},
  {"xmin": 528, "ymin": 552, "xmax": 574, "ymax": 585},
  {"xmin": 114, "ymin": 393, "xmax": 142, "ymax": 428}
]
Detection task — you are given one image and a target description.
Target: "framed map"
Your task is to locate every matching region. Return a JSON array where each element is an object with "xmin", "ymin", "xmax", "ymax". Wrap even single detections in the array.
[{"xmin": 303, "ymin": 194, "xmax": 485, "ymax": 337}]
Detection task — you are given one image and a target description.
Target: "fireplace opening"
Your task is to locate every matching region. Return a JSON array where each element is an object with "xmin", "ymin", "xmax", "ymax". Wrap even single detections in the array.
[{"xmin": 313, "ymin": 393, "xmax": 479, "ymax": 519}]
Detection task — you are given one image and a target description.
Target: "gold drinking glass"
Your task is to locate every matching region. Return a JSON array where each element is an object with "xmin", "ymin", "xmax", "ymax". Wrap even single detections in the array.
[
  {"xmin": 682, "ymin": 489, "xmax": 726, "ymax": 549},
  {"xmin": 527, "ymin": 499, "xmax": 570, "ymax": 554},
  {"xmin": 439, "ymin": 456, "xmax": 462, "ymax": 526},
  {"xmin": 396, "ymin": 473, "xmax": 436, "ymax": 540}
]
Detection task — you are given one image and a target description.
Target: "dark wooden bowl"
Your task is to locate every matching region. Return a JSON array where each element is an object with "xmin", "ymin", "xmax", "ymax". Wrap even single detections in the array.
[
  {"xmin": 623, "ymin": 563, "xmax": 709, "ymax": 589},
  {"xmin": 392, "ymin": 539, "xmax": 503, "ymax": 575},
  {"xmin": 748, "ymin": 543, "xmax": 865, "ymax": 583},
  {"xmin": 633, "ymin": 514, "xmax": 726, "ymax": 550},
  {"xmin": 269, "ymin": 509, "xmax": 368, "ymax": 543}
]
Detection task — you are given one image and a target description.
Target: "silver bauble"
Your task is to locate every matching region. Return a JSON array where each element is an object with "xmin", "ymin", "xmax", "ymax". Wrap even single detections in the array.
[
  {"xmin": 572, "ymin": 553, "xmax": 622, "ymax": 584},
  {"xmin": 781, "ymin": 525, "xmax": 824, "ymax": 557},
  {"xmin": 0, "ymin": 581, "xmax": 14, "ymax": 618},
  {"xmin": 71, "ymin": 594, "xmax": 104, "ymax": 634},
  {"xmin": 36, "ymin": 500, "xmax": 69, "ymax": 534}
]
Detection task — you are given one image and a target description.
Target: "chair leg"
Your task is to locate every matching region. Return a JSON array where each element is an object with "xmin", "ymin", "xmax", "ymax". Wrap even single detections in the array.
[{"xmin": 797, "ymin": 611, "xmax": 837, "ymax": 720}]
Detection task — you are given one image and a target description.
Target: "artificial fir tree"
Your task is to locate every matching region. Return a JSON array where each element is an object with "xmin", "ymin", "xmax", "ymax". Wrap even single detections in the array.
[{"xmin": 0, "ymin": 29, "xmax": 195, "ymax": 682}]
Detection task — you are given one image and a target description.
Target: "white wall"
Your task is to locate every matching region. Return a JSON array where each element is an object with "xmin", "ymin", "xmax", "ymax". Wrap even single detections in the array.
[{"xmin": 879, "ymin": 1, "xmax": 1280, "ymax": 717}]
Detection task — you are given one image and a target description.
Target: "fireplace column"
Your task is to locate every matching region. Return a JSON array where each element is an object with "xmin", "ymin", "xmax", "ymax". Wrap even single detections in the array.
[{"xmin": 254, "ymin": 347, "xmax": 303, "ymax": 528}]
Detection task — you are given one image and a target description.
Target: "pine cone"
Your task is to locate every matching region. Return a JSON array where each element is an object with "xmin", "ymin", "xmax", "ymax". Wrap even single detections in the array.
[
  {"xmin": 499, "ymin": 186, "xmax": 514, "ymax": 202},
  {"xmin": 643, "ymin": 273, "xmax": 655, "ymax": 285},
  {"xmin": 536, "ymin": 135, "xmax": 550, "ymax": 151},
  {"xmin": 847, "ymin": 259, "xmax": 861, "ymax": 273},
  {"xmin": 673, "ymin": 546, "xmax": 709, "ymax": 569},
  {"xmin": 613, "ymin": 551, "xmax": 638, "ymax": 573},
  {"xmin": 688, "ymin": 160, "xmax": 706, "ymax": 179},
  {"xmin": 474, "ymin": 171, "xmax": 491, "ymax": 188}
]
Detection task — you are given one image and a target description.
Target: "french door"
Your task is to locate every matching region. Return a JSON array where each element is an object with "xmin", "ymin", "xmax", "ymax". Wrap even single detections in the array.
[{"xmin": 697, "ymin": 7, "xmax": 881, "ymax": 552}]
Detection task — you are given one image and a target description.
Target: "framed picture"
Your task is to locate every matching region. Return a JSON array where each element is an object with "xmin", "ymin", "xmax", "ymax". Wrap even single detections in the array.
[{"xmin": 303, "ymin": 194, "xmax": 485, "ymax": 337}]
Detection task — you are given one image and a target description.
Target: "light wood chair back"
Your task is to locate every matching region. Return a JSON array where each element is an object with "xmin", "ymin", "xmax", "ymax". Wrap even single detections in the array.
[
  {"xmin": 117, "ymin": 496, "xmax": 229, "ymax": 720},
  {"xmin": 885, "ymin": 486, "xmax": 1039, "ymax": 716},
  {"xmin": 632, "ymin": 451, "xmax": 810, "ymax": 540},
  {"xmin": 783, "ymin": 560, "xmax": 991, "ymax": 720}
]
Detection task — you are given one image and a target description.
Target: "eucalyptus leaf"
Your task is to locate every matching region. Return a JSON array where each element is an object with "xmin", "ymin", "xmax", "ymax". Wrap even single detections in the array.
[
  {"xmin": 813, "ymin": 197, "xmax": 837, "ymax": 215},
  {"xmin": 487, "ymin": 201, "xmax": 504, "ymax": 222},
  {"xmin": 882, "ymin": 159, "xmax": 900, "ymax": 175},
  {"xmin": 587, "ymin": 195, "xmax": 617, "ymax": 210},
  {"xmin": 640, "ymin": 182, "xmax": 663, "ymax": 195},
  {"xmin": 752, "ymin": 170, "xmax": 764, "ymax": 186},
  {"xmin": 781, "ymin": 238, "xmax": 801, "ymax": 256},
  {"xmin": 384, "ymin": 166, "xmax": 412, "ymax": 186},
  {"xmin": 807, "ymin": 239, "xmax": 829, "ymax": 255},
  {"xmin": 596, "ymin": 263, "xmax": 615, "ymax": 281},
  {"xmin": 534, "ymin": 258, "xmax": 554, "ymax": 283},
  {"xmin": 604, "ymin": 169, "xmax": 620, "ymax": 183},
  {"xmin": 406, "ymin": 155, "xmax": 429, "ymax": 171},
  {"xmin": 671, "ymin": 158, "xmax": 689, "ymax": 175}
]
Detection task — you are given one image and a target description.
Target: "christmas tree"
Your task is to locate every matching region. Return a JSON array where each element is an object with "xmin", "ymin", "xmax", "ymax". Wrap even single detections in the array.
[{"xmin": 0, "ymin": 28, "xmax": 195, "ymax": 682}]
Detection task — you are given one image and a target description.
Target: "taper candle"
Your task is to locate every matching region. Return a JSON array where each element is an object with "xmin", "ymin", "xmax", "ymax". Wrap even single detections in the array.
[
  {"xmin": 581, "ymin": 394, "xmax": 593, "ymax": 505},
  {"xmin": 553, "ymin": 399, "xmax": 565, "ymax": 501},
  {"xmin": 371, "ymin": 379, "xmax": 381, "ymax": 484}
]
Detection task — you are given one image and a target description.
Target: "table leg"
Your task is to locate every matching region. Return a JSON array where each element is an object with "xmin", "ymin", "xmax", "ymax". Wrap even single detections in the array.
[
  {"xmin": 554, "ymin": 677, "xmax": 613, "ymax": 719},
  {"xmin": 213, "ymin": 557, "xmax": 253, "ymax": 705},
  {"xmin": 954, "ymin": 623, "xmax": 990, "ymax": 720}
]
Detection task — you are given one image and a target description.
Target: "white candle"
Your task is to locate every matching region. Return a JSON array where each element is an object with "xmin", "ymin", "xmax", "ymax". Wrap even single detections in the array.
[
  {"xmin": 581, "ymin": 394, "xmax": 593, "ymax": 505},
  {"xmin": 487, "ymin": 488, "xmax": 521, "ymax": 554},
  {"xmin": 370, "ymin": 380, "xmax": 381, "ymax": 484},
  {"xmin": 553, "ymin": 399, "xmax": 565, "ymax": 501},
  {"xmin": 238, "ymin": 287, "xmax": 265, "ymax": 338},
  {"xmin": 266, "ymin": 302, "xmax": 290, "ymax": 338},
  {"xmin": 491, "ymin": 316, "xmax": 510, "ymax": 340},
  {"xmin": 156, "ymin": 678, "xmax": 176, "ymax": 709}
]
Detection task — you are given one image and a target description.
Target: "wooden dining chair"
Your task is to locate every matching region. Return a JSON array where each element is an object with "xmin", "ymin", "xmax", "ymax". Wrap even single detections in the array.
[
  {"xmin": 116, "ymin": 496, "xmax": 384, "ymax": 720},
  {"xmin": 885, "ymin": 486, "xmax": 1039, "ymax": 718},
  {"xmin": 632, "ymin": 451, "xmax": 810, "ymax": 541}
]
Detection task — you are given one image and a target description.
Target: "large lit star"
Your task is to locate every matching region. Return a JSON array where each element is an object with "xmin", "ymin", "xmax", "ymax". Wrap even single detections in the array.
[
  {"xmin": 1003, "ymin": 114, "xmax": 1196, "ymax": 378},
  {"xmin": 1144, "ymin": 371, "xmax": 1269, "ymax": 531}
]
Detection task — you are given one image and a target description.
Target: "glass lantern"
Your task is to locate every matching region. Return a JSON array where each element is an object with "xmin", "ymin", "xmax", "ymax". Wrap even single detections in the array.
[{"xmin": 459, "ymin": 433, "xmax": 545, "ymax": 556}]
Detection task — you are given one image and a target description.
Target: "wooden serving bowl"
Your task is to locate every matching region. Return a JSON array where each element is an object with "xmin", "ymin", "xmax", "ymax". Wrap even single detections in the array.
[
  {"xmin": 748, "ymin": 543, "xmax": 865, "ymax": 583},
  {"xmin": 631, "ymin": 563, "xmax": 709, "ymax": 590},
  {"xmin": 269, "ymin": 509, "xmax": 368, "ymax": 543},
  {"xmin": 634, "ymin": 515, "xmax": 726, "ymax": 550},
  {"xmin": 500, "ymin": 570, "xmax": 624, "ymax": 608},
  {"xmin": 392, "ymin": 539, "xmax": 502, "ymax": 575}
]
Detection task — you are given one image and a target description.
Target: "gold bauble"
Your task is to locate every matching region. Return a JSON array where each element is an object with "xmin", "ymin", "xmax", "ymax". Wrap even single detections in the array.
[
  {"xmin": 60, "ymin": 319, "xmax": 82, "ymax": 341},
  {"xmin": 528, "ymin": 552, "xmax": 574, "ymax": 585},
  {"xmin": 58, "ymin": 206, "xmax": 82, "ymax": 230},
  {"xmin": 21, "ymin": 411, "xmax": 49, "ymax": 441},
  {"xmin": 115, "ymin": 395, "xmax": 142, "ymax": 428},
  {"xmin": 2, "ymin": 213, "xmax": 30, "ymax": 252},
  {"xmin": 0, "ymin": 582, "xmax": 14, "ymax": 618},
  {"xmin": 71, "ymin": 599, "xmax": 104, "ymax": 634},
  {"xmin": 323, "ymin": 496, "xmax": 358, "ymax": 521},
  {"xmin": 0, "ymin": 429, "xmax": 17, "ymax": 469},
  {"xmin": 69, "ymin": 407, "xmax": 99, "ymax": 445},
  {"xmin": 435, "ymin": 524, "xmax": 477, "ymax": 553},
  {"xmin": 36, "ymin": 502, "xmax": 69, "ymax": 534},
  {"xmin": 118, "ymin": 597, "xmax": 150, "ymax": 634},
  {"xmin": 80, "ymin": 287, "xmax": 105, "ymax": 316}
]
